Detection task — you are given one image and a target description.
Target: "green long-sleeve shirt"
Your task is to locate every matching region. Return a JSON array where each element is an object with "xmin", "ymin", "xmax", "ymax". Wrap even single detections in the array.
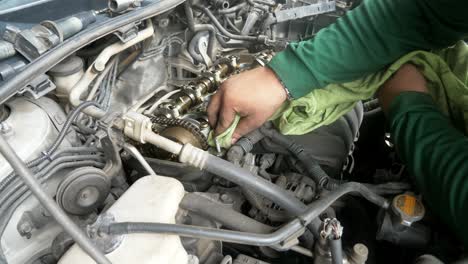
[{"xmin": 267, "ymin": 0, "xmax": 468, "ymax": 244}]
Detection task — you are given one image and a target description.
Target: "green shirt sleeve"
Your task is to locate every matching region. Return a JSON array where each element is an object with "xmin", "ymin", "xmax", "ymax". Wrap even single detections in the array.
[
  {"xmin": 268, "ymin": 0, "xmax": 468, "ymax": 98},
  {"xmin": 388, "ymin": 91, "xmax": 468, "ymax": 246}
]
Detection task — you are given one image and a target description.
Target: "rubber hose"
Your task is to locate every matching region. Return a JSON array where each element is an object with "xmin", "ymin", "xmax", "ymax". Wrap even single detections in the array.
[
  {"xmin": 260, "ymin": 125, "xmax": 338, "ymax": 189},
  {"xmin": 200, "ymin": 153, "xmax": 324, "ymax": 236},
  {"xmin": 227, "ymin": 128, "xmax": 265, "ymax": 164},
  {"xmin": 101, "ymin": 219, "xmax": 304, "ymax": 247},
  {"xmin": 329, "ymin": 238, "xmax": 344, "ymax": 264}
]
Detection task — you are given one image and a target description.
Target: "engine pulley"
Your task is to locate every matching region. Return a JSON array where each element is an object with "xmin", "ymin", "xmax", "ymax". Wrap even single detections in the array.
[{"xmin": 56, "ymin": 167, "xmax": 111, "ymax": 215}]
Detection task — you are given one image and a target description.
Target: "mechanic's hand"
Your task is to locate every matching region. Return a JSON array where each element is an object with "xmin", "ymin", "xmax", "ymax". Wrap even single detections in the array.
[
  {"xmin": 207, "ymin": 66, "xmax": 287, "ymax": 143},
  {"xmin": 378, "ymin": 63, "xmax": 428, "ymax": 113}
]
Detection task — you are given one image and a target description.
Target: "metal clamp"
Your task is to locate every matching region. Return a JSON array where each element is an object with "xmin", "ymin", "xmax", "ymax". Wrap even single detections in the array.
[{"xmin": 123, "ymin": 111, "xmax": 153, "ymax": 143}]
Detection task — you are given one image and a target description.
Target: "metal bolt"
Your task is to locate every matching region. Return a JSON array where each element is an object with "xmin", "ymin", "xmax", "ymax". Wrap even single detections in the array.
[
  {"xmin": 0, "ymin": 122, "xmax": 12, "ymax": 134},
  {"xmin": 159, "ymin": 19, "xmax": 169, "ymax": 28},
  {"xmin": 220, "ymin": 194, "xmax": 233, "ymax": 204},
  {"xmin": 19, "ymin": 222, "xmax": 33, "ymax": 233},
  {"xmin": 199, "ymin": 121, "xmax": 209, "ymax": 129}
]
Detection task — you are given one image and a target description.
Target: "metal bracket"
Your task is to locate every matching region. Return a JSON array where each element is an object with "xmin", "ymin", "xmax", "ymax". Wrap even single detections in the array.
[
  {"xmin": 18, "ymin": 74, "xmax": 56, "ymax": 99},
  {"xmin": 113, "ymin": 22, "xmax": 140, "ymax": 43},
  {"xmin": 14, "ymin": 24, "xmax": 61, "ymax": 61},
  {"xmin": 87, "ymin": 214, "xmax": 124, "ymax": 254},
  {"xmin": 274, "ymin": 1, "xmax": 336, "ymax": 23}
]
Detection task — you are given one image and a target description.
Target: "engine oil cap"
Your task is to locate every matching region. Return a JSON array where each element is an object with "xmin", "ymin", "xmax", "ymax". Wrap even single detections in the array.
[{"xmin": 391, "ymin": 193, "xmax": 425, "ymax": 226}]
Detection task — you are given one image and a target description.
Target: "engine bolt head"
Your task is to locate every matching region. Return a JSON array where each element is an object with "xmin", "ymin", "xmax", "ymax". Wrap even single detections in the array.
[
  {"xmin": 220, "ymin": 194, "xmax": 233, "ymax": 204},
  {"xmin": 0, "ymin": 121, "xmax": 12, "ymax": 135}
]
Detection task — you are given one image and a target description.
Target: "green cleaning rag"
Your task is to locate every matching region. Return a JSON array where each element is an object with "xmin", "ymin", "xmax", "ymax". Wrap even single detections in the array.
[{"xmin": 209, "ymin": 41, "xmax": 468, "ymax": 148}]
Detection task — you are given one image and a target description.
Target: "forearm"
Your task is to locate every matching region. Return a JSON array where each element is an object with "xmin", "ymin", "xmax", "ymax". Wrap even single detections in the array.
[
  {"xmin": 268, "ymin": 0, "xmax": 468, "ymax": 98},
  {"xmin": 388, "ymin": 92, "xmax": 468, "ymax": 246}
]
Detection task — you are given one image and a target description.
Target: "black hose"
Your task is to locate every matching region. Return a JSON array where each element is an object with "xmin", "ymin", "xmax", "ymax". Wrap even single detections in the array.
[
  {"xmin": 101, "ymin": 220, "xmax": 303, "ymax": 247},
  {"xmin": 260, "ymin": 125, "xmax": 339, "ymax": 189},
  {"xmin": 227, "ymin": 128, "xmax": 265, "ymax": 164},
  {"xmin": 180, "ymin": 193, "xmax": 273, "ymax": 233},
  {"xmin": 329, "ymin": 238, "xmax": 344, "ymax": 264},
  {"xmin": 199, "ymin": 151, "xmax": 325, "ymax": 237},
  {"xmin": 205, "ymin": 154, "xmax": 307, "ymax": 215},
  {"xmin": 0, "ymin": 0, "xmax": 186, "ymax": 104}
]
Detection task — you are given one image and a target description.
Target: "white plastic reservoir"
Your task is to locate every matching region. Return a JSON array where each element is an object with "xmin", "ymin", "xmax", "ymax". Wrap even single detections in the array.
[{"xmin": 59, "ymin": 176, "xmax": 188, "ymax": 264}]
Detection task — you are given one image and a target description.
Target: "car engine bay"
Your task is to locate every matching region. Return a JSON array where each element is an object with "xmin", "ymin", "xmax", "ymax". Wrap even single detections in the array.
[{"xmin": 0, "ymin": 0, "xmax": 464, "ymax": 263}]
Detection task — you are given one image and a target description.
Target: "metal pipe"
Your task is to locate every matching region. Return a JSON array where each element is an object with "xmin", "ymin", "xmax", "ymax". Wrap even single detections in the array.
[
  {"xmin": 0, "ymin": 135, "xmax": 111, "ymax": 264},
  {"xmin": 0, "ymin": 0, "xmax": 186, "ymax": 104},
  {"xmin": 100, "ymin": 219, "xmax": 304, "ymax": 247},
  {"xmin": 302, "ymin": 182, "xmax": 389, "ymax": 224},
  {"xmin": 123, "ymin": 143, "xmax": 157, "ymax": 175}
]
